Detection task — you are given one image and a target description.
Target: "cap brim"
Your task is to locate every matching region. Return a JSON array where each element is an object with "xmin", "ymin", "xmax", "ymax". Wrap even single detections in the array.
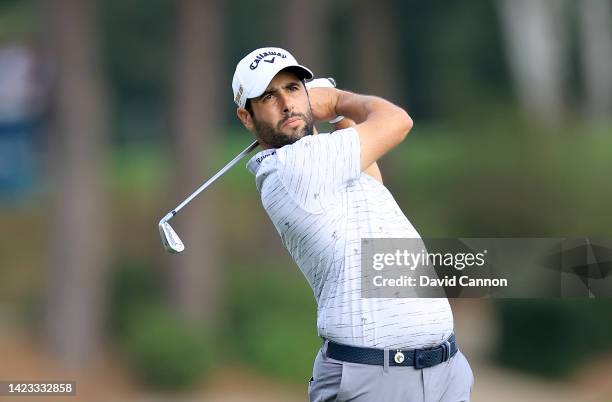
[{"xmin": 246, "ymin": 64, "xmax": 314, "ymax": 102}]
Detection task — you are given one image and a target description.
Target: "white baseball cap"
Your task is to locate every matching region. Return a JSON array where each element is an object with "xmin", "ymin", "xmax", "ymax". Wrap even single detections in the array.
[{"xmin": 232, "ymin": 47, "xmax": 313, "ymax": 108}]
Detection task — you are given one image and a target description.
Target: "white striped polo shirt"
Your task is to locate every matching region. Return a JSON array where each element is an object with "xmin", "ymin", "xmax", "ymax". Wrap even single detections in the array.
[{"xmin": 246, "ymin": 127, "xmax": 453, "ymax": 349}]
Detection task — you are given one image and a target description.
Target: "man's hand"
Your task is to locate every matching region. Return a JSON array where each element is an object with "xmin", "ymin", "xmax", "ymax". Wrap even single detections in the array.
[
  {"xmin": 305, "ymin": 78, "xmax": 345, "ymax": 123},
  {"xmin": 306, "ymin": 87, "xmax": 341, "ymax": 122}
]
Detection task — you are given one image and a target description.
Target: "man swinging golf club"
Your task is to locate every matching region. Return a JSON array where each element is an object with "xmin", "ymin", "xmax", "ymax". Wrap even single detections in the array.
[{"xmin": 233, "ymin": 47, "xmax": 474, "ymax": 402}]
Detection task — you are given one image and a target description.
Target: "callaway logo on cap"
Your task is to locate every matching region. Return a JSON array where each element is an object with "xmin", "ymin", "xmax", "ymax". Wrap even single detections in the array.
[{"xmin": 232, "ymin": 47, "xmax": 313, "ymax": 108}]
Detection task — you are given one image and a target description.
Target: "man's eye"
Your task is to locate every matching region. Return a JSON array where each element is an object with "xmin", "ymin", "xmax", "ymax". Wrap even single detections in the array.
[
  {"xmin": 289, "ymin": 85, "xmax": 299, "ymax": 91},
  {"xmin": 262, "ymin": 94, "xmax": 272, "ymax": 101}
]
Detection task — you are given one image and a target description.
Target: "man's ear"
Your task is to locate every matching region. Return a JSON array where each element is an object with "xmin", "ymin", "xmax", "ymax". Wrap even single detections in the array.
[{"xmin": 236, "ymin": 108, "xmax": 255, "ymax": 132}]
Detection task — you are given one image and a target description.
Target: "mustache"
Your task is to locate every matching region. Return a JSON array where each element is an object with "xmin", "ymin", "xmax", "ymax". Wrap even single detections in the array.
[{"xmin": 278, "ymin": 113, "xmax": 307, "ymax": 128}]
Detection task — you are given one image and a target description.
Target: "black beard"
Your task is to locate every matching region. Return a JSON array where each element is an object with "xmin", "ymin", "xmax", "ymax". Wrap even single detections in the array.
[{"xmin": 253, "ymin": 109, "xmax": 315, "ymax": 148}]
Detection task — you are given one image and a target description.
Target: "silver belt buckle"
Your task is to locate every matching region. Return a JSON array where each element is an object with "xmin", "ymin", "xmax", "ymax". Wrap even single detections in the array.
[{"xmin": 394, "ymin": 350, "xmax": 405, "ymax": 364}]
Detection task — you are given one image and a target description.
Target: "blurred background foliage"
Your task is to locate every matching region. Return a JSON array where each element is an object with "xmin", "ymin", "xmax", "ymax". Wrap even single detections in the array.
[{"xmin": 0, "ymin": 0, "xmax": 611, "ymax": 395}]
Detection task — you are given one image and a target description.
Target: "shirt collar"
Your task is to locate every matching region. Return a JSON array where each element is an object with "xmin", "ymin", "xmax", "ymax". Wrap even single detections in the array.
[{"xmin": 246, "ymin": 148, "xmax": 277, "ymax": 174}]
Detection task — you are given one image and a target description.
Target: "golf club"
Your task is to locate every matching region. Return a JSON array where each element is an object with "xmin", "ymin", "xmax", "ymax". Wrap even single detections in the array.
[{"xmin": 159, "ymin": 140, "xmax": 259, "ymax": 253}]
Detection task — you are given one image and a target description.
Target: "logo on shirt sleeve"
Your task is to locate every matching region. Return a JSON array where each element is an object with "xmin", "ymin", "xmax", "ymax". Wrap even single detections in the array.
[{"xmin": 256, "ymin": 150, "xmax": 276, "ymax": 164}]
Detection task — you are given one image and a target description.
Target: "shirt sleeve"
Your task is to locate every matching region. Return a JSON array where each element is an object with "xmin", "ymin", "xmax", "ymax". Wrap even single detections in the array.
[{"xmin": 275, "ymin": 127, "xmax": 361, "ymax": 212}]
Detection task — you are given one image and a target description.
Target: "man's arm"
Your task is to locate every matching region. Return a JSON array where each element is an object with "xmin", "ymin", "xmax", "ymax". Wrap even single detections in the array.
[
  {"xmin": 309, "ymin": 88, "xmax": 413, "ymax": 170},
  {"xmin": 332, "ymin": 117, "xmax": 383, "ymax": 184}
]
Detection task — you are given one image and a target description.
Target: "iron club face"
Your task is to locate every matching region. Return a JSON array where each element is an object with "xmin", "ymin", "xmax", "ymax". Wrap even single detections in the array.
[{"xmin": 159, "ymin": 218, "xmax": 185, "ymax": 253}]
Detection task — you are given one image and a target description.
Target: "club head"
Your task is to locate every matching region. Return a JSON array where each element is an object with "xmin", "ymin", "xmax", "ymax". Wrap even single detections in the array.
[{"xmin": 159, "ymin": 220, "xmax": 185, "ymax": 253}]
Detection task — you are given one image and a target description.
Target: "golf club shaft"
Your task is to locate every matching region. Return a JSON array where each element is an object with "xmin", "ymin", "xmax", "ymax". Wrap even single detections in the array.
[{"xmin": 162, "ymin": 140, "xmax": 259, "ymax": 222}]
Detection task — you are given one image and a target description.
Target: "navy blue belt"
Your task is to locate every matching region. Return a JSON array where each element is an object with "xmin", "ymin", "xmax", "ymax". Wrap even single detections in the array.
[{"xmin": 325, "ymin": 334, "xmax": 458, "ymax": 369}]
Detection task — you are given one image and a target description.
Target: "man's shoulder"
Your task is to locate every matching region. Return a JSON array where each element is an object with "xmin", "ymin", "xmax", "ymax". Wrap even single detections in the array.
[{"xmin": 246, "ymin": 148, "xmax": 277, "ymax": 175}]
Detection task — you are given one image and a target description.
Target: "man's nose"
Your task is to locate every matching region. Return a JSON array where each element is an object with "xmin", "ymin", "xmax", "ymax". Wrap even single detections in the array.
[{"xmin": 278, "ymin": 92, "xmax": 293, "ymax": 113}]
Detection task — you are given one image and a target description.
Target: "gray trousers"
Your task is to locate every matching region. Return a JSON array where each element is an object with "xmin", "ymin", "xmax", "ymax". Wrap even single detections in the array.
[{"xmin": 308, "ymin": 340, "xmax": 474, "ymax": 402}]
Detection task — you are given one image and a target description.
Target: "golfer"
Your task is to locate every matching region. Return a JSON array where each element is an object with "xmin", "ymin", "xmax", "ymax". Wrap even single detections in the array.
[{"xmin": 233, "ymin": 47, "xmax": 474, "ymax": 402}]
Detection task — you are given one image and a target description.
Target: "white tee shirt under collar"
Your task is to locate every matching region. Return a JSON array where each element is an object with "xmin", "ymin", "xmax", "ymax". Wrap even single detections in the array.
[{"xmin": 246, "ymin": 128, "xmax": 453, "ymax": 349}]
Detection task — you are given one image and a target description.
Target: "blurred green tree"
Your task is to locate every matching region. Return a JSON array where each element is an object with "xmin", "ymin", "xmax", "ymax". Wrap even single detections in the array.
[
  {"xmin": 279, "ymin": 0, "xmax": 329, "ymax": 75},
  {"xmin": 43, "ymin": 0, "xmax": 110, "ymax": 367},
  {"xmin": 497, "ymin": 0, "xmax": 568, "ymax": 124},
  {"xmin": 352, "ymin": 0, "xmax": 401, "ymax": 103},
  {"xmin": 577, "ymin": 0, "xmax": 612, "ymax": 119},
  {"xmin": 168, "ymin": 0, "xmax": 223, "ymax": 323}
]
